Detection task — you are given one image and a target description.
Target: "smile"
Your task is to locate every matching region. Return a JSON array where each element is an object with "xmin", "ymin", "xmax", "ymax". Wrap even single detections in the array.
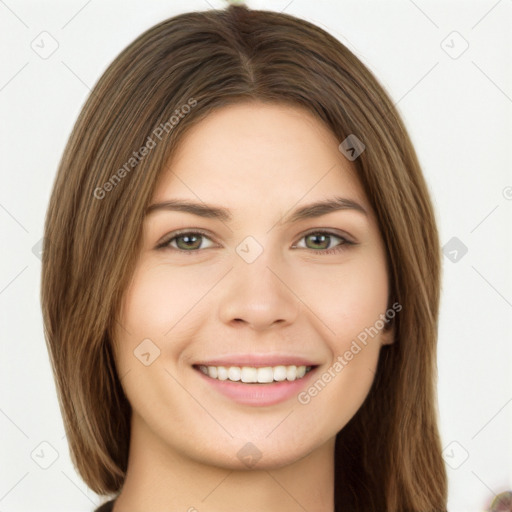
[
  {"xmin": 196, "ymin": 364, "xmax": 314, "ymax": 383},
  {"xmin": 193, "ymin": 363, "xmax": 319, "ymax": 406}
]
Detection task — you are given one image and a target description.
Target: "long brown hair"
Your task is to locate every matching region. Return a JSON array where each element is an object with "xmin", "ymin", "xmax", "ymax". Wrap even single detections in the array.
[{"xmin": 41, "ymin": 4, "xmax": 447, "ymax": 510}]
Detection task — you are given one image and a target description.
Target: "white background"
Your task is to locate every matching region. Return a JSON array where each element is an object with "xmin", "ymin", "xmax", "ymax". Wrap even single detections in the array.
[{"xmin": 0, "ymin": 1, "xmax": 511, "ymax": 511}]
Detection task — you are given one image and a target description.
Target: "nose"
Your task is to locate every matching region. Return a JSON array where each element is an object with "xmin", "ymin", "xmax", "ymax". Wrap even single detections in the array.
[{"xmin": 217, "ymin": 249, "xmax": 300, "ymax": 331}]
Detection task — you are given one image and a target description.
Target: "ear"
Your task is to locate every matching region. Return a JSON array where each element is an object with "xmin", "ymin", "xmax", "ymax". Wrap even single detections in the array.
[{"xmin": 380, "ymin": 319, "xmax": 396, "ymax": 346}]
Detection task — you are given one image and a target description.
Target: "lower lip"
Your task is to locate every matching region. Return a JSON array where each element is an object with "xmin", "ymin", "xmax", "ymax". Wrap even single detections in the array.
[{"xmin": 194, "ymin": 366, "xmax": 318, "ymax": 406}]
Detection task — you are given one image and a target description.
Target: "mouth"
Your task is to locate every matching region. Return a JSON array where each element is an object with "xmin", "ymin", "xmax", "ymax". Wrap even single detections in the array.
[{"xmin": 192, "ymin": 363, "xmax": 320, "ymax": 406}]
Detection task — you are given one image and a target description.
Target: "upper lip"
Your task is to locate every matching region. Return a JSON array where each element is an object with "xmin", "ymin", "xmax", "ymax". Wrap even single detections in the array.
[{"xmin": 193, "ymin": 354, "xmax": 319, "ymax": 368}]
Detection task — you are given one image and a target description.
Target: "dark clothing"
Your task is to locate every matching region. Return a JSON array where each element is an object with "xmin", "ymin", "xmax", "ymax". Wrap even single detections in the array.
[{"xmin": 94, "ymin": 499, "xmax": 116, "ymax": 512}]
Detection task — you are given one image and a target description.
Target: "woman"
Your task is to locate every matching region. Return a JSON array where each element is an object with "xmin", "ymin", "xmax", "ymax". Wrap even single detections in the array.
[{"xmin": 41, "ymin": 3, "xmax": 448, "ymax": 511}]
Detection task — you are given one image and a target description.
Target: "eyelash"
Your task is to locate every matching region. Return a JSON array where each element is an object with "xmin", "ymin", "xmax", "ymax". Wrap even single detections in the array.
[{"xmin": 156, "ymin": 229, "xmax": 355, "ymax": 256}]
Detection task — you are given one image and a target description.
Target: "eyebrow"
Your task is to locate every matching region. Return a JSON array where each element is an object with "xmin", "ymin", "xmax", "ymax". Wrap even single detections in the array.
[{"xmin": 145, "ymin": 196, "xmax": 367, "ymax": 224}]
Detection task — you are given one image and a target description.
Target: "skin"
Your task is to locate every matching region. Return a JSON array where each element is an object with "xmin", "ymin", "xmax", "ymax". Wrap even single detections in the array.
[{"xmin": 111, "ymin": 101, "xmax": 394, "ymax": 512}]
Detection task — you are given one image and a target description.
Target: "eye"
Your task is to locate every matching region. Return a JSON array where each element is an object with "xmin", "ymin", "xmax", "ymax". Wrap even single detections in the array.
[
  {"xmin": 293, "ymin": 230, "xmax": 354, "ymax": 255},
  {"xmin": 156, "ymin": 230, "xmax": 216, "ymax": 252},
  {"xmin": 156, "ymin": 229, "xmax": 355, "ymax": 255}
]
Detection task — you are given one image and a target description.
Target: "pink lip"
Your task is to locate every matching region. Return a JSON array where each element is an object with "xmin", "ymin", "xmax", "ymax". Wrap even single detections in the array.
[
  {"xmin": 194, "ymin": 365, "xmax": 319, "ymax": 407},
  {"xmin": 194, "ymin": 354, "xmax": 318, "ymax": 368}
]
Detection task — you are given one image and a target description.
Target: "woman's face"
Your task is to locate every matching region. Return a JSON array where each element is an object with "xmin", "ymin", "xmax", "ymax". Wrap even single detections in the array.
[{"xmin": 113, "ymin": 101, "xmax": 394, "ymax": 470}]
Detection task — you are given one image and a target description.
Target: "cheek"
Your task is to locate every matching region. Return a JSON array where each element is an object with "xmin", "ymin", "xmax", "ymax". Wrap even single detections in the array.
[
  {"xmin": 119, "ymin": 262, "xmax": 215, "ymax": 340},
  {"xmin": 295, "ymin": 254, "xmax": 388, "ymax": 428},
  {"xmin": 301, "ymin": 252, "xmax": 389, "ymax": 347},
  {"xmin": 113, "ymin": 261, "xmax": 226, "ymax": 385}
]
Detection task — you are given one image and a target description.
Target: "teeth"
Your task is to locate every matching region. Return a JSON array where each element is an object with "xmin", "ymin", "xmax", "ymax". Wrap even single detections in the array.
[
  {"xmin": 197, "ymin": 364, "xmax": 312, "ymax": 383},
  {"xmin": 228, "ymin": 366, "xmax": 241, "ymax": 381}
]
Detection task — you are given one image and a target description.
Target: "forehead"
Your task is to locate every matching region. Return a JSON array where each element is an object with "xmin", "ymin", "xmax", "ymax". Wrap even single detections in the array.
[{"xmin": 151, "ymin": 101, "xmax": 368, "ymax": 216}]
